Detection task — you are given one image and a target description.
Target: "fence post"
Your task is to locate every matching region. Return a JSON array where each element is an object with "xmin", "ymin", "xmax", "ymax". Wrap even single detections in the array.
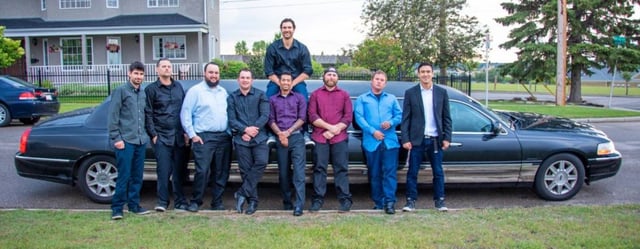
[
  {"xmin": 37, "ymin": 69, "xmax": 42, "ymax": 87},
  {"xmin": 107, "ymin": 69, "xmax": 111, "ymax": 96},
  {"xmin": 466, "ymin": 74, "xmax": 471, "ymax": 96}
]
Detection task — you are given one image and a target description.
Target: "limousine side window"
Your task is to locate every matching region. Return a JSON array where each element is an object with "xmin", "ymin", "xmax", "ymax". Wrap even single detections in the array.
[{"xmin": 450, "ymin": 101, "xmax": 492, "ymax": 132}]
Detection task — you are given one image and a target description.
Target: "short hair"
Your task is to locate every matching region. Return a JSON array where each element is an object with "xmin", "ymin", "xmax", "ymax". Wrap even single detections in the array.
[
  {"xmin": 417, "ymin": 62, "xmax": 433, "ymax": 72},
  {"xmin": 203, "ymin": 62, "xmax": 219, "ymax": 73},
  {"xmin": 280, "ymin": 18, "xmax": 296, "ymax": 29},
  {"xmin": 156, "ymin": 58, "xmax": 170, "ymax": 67},
  {"xmin": 372, "ymin": 70, "xmax": 387, "ymax": 79},
  {"xmin": 279, "ymin": 71, "xmax": 293, "ymax": 80},
  {"xmin": 238, "ymin": 68, "xmax": 253, "ymax": 78},
  {"xmin": 129, "ymin": 61, "xmax": 145, "ymax": 72}
]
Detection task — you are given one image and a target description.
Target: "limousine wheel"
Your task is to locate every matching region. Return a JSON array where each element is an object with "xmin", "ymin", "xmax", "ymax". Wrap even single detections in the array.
[
  {"xmin": 78, "ymin": 155, "xmax": 117, "ymax": 204},
  {"xmin": 534, "ymin": 153, "xmax": 585, "ymax": 201},
  {"xmin": 19, "ymin": 117, "xmax": 40, "ymax": 125}
]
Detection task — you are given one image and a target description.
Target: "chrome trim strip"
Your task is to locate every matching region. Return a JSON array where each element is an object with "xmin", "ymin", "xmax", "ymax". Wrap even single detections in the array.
[
  {"xmin": 594, "ymin": 155, "xmax": 622, "ymax": 161},
  {"xmin": 15, "ymin": 155, "xmax": 72, "ymax": 163}
]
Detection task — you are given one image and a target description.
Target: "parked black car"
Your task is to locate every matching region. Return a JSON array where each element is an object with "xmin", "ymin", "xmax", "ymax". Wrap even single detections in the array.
[
  {"xmin": 0, "ymin": 75, "xmax": 60, "ymax": 127},
  {"xmin": 15, "ymin": 79, "xmax": 621, "ymax": 203}
]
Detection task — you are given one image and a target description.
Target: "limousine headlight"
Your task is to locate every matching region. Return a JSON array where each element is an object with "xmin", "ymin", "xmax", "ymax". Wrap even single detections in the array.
[{"xmin": 597, "ymin": 142, "xmax": 618, "ymax": 156}]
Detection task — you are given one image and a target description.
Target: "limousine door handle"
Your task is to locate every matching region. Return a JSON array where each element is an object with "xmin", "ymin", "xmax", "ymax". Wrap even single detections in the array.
[{"xmin": 449, "ymin": 142, "xmax": 462, "ymax": 147}]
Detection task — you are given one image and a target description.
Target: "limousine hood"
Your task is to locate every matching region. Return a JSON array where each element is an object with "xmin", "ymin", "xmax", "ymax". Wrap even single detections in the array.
[{"xmin": 500, "ymin": 111, "xmax": 606, "ymax": 136}]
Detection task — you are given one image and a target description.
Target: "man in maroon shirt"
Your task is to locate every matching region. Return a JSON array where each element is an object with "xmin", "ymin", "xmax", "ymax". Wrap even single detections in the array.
[{"xmin": 307, "ymin": 67, "xmax": 353, "ymax": 212}]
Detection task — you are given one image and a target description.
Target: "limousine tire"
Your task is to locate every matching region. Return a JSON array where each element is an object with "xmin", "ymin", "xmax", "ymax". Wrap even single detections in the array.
[
  {"xmin": 534, "ymin": 153, "xmax": 585, "ymax": 201},
  {"xmin": 78, "ymin": 155, "xmax": 117, "ymax": 204},
  {"xmin": 19, "ymin": 117, "xmax": 40, "ymax": 125}
]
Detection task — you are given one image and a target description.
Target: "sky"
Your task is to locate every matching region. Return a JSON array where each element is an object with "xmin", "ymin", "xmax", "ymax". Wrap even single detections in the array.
[{"xmin": 218, "ymin": 0, "xmax": 521, "ymax": 63}]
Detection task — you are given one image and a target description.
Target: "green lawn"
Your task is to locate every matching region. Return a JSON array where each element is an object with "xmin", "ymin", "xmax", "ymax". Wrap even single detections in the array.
[
  {"xmin": 472, "ymin": 82, "xmax": 640, "ymax": 96},
  {"xmin": 1, "ymin": 204, "xmax": 638, "ymax": 248},
  {"xmin": 488, "ymin": 101, "xmax": 640, "ymax": 118}
]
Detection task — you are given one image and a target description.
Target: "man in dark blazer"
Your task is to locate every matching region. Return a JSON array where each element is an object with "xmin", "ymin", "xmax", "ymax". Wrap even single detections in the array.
[{"xmin": 400, "ymin": 62, "xmax": 452, "ymax": 212}]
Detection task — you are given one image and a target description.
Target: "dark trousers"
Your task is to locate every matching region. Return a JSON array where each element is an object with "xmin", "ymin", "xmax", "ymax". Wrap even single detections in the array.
[
  {"xmin": 111, "ymin": 142, "xmax": 146, "ymax": 212},
  {"xmin": 406, "ymin": 137, "xmax": 445, "ymax": 200},
  {"xmin": 275, "ymin": 133, "xmax": 306, "ymax": 208},
  {"xmin": 190, "ymin": 132, "xmax": 231, "ymax": 207},
  {"xmin": 365, "ymin": 144, "xmax": 399, "ymax": 208},
  {"xmin": 235, "ymin": 142, "xmax": 268, "ymax": 202},
  {"xmin": 312, "ymin": 140, "xmax": 351, "ymax": 202},
  {"xmin": 152, "ymin": 142, "xmax": 189, "ymax": 207}
]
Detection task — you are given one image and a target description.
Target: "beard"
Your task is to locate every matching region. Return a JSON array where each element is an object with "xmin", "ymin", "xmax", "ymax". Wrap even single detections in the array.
[{"xmin": 205, "ymin": 79, "xmax": 219, "ymax": 88}]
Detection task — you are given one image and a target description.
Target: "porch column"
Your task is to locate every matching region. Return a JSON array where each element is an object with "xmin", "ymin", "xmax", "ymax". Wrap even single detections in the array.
[
  {"xmin": 198, "ymin": 31, "xmax": 203, "ymax": 65},
  {"xmin": 81, "ymin": 34, "xmax": 87, "ymax": 68},
  {"xmin": 23, "ymin": 36, "xmax": 32, "ymax": 68},
  {"xmin": 138, "ymin": 33, "xmax": 145, "ymax": 64}
]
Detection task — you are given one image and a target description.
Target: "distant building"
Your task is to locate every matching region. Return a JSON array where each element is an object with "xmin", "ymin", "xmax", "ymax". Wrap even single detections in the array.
[{"xmin": 0, "ymin": 0, "xmax": 220, "ymax": 76}]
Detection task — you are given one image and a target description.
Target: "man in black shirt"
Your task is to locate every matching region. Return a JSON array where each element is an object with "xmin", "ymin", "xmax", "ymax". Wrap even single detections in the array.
[
  {"xmin": 227, "ymin": 69, "xmax": 270, "ymax": 215},
  {"xmin": 145, "ymin": 58, "xmax": 189, "ymax": 212}
]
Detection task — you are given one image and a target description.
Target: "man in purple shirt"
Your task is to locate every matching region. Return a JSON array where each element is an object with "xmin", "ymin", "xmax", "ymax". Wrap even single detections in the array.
[
  {"xmin": 269, "ymin": 72, "xmax": 307, "ymax": 216},
  {"xmin": 308, "ymin": 67, "xmax": 353, "ymax": 212}
]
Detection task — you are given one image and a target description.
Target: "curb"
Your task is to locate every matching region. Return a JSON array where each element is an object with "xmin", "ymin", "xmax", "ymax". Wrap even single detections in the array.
[{"xmin": 573, "ymin": 116, "xmax": 640, "ymax": 123}]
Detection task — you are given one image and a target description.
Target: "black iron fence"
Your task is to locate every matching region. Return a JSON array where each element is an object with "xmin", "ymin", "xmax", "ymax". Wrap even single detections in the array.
[{"xmin": 17, "ymin": 69, "xmax": 471, "ymax": 103}]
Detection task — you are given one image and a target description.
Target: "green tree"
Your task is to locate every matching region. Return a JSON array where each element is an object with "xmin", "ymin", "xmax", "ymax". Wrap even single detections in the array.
[
  {"xmin": 247, "ymin": 56, "xmax": 264, "ymax": 79},
  {"xmin": 352, "ymin": 35, "xmax": 405, "ymax": 79},
  {"xmin": 495, "ymin": 0, "xmax": 640, "ymax": 103},
  {"xmin": 459, "ymin": 59, "xmax": 480, "ymax": 76},
  {"xmin": 311, "ymin": 59, "xmax": 324, "ymax": 79},
  {"xmin": 251, "ymin": 40, "xmax": 269, "ymax": 57},
  {"xmin": 234, "ymin": 40, "xmax": 249, "ymax": 55},
  {"xmin": 362, "ymin": 0, "xmax": 485, "ymax": 84},
  {"xmin": 0, "ymin": 26, "xmax": 24, "ymax": 69},
  {"xmin": 211, "ymin": 58, "xmax": 248, "ymax": 79}
]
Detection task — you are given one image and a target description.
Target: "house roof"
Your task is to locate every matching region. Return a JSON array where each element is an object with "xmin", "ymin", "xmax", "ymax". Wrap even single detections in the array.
[{"xmin": 0, "ymin": 14, "xmax": 208, "ymax": 37}]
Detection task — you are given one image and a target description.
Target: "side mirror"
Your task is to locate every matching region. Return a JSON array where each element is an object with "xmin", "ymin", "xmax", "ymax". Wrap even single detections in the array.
[{"xmin": 492, "ymin": 121, "xmax": 503, "ymax": 134}]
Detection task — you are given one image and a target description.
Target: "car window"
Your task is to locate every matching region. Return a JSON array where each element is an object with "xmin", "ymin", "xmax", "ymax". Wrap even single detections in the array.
[
  {"xmin": 1, "ymin": 76, "xmax": 36, "ymax": 88},
  {"xmin": 450, "ymin": 101, "xmax": 493, "ymax": 132}
]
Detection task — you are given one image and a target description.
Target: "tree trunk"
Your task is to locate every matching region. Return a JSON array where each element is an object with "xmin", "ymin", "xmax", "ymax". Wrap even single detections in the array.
[
  {"xmin": 439, "ymin": 66, "xmax": 448, "ymax": 85},
  {"xmin": 567, "ymin": 63, "xmax": 582, "ymax": 103}
]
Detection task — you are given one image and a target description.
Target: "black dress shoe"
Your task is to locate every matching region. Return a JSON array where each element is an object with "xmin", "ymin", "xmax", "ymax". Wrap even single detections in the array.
[
  {"xmin": 245, "ymin": 201, "xmax": 258, "ymax": 215},
  {"xmin": 384, "ymin": 202, "xmax": 395, "ymax": 215},
  {"xmin": 293, "ymin": 207, "xmax": 303, "ymax": 216},
  {"xmin": 234, "ymin": 192, "xmax": 246, "ymax": 214}
]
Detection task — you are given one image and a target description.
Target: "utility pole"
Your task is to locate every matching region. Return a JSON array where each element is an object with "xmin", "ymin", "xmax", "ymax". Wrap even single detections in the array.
[
  {"xmin": 484, "ymin": 31, "xmax": 491, "ymax": 106},
  {"xmin": 556, "ymin": 0, "xmax": 567, "ymax": 106}
]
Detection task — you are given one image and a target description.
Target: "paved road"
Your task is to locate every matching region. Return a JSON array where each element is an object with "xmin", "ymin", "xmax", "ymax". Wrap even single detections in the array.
[{"xmin": 1, "ymin": 120, "xmax": 638, "ymax": 212}]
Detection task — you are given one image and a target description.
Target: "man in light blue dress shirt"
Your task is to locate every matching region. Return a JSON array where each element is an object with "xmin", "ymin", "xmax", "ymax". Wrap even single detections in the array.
[
  {"xmin": 180, "ymin": 62, "xmax": 231, "ymax": 212},
  {"xmin": 354, "ymin": 70, "xmax": 402, "ymax": 215}
]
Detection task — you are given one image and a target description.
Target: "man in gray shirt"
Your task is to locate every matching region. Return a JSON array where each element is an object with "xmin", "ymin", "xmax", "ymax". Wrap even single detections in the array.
[{"xmin": 108, "ymin": 61, "xmax": 150, "ymax": 220}]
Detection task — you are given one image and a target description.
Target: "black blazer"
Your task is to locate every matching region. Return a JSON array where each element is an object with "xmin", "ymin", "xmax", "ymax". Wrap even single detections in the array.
[{"xmin": 400, "ymin": 83, "xmax": 452, "ymax": 147}]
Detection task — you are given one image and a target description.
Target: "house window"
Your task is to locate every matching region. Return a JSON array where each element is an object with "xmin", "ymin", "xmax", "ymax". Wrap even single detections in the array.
[
  {"xmin": 148, "ymin": 0, "xmax": 178, "ymax": 7},
  {"xmin": 60, "ymin": 0, "xmax": 91, "ymax": 9},
  {"xmin": 41, "ymin": 0, "xmax": 46, "ymax": 10},
  {"xmin": 153, "ymin": 36, "xmax": 186, "ymax": 60},
  {"xmin": 61, "ymin": 38, "xmax": 93, "ymax": 70},
  {"xmin": 107, "ymin": 0, "xmax": 118, "ymax": 8}
]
